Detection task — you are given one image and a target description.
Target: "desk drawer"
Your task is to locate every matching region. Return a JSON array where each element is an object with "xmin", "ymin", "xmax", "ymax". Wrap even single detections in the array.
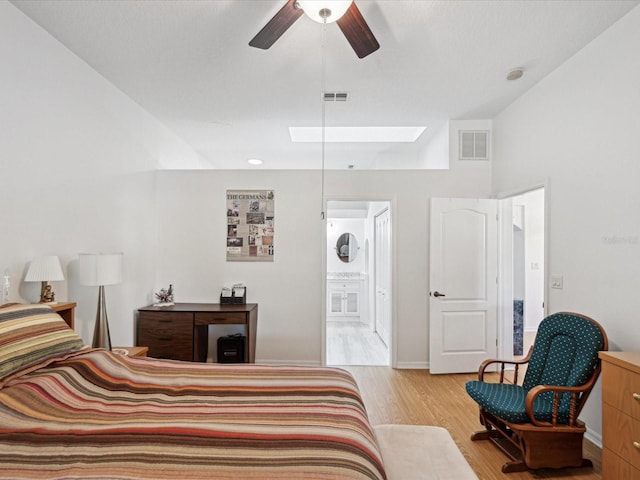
[
  {"xmin": 195, "ymin": 312, "xmax": 247, "ymax": 325},
  {"xmin": 137, "ymin": 312, "xmax": 193, "ymax": 361}
]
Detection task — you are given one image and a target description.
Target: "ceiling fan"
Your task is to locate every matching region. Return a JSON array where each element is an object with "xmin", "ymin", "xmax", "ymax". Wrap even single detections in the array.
[{"xmin": 249, "ymin": 0, "xmax": 380, "ymax": 59}]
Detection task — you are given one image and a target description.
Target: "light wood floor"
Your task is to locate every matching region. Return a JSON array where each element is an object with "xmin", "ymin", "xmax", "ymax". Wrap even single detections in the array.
[
  {"xmin": 344, "ymin": 366, "xmax": 602, "ymax": 480},
  {"xmin": 326, "ymin": 321, "xmax": 389, "ymax": 366}
]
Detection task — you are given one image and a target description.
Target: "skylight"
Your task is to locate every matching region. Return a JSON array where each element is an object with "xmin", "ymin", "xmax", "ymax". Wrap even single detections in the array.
[{"xmin": 289, "ymin": 126, "xmax": 426, "ymax": 143}]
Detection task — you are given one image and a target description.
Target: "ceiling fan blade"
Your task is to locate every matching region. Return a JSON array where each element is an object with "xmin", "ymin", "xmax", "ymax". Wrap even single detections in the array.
[
  {"xmin": 249, "ymin": 0, "xmax": 304, "ymax": 50},
  {"xmin": 336, "ymin": 2, "xmax": 380, "ymax": 59}
]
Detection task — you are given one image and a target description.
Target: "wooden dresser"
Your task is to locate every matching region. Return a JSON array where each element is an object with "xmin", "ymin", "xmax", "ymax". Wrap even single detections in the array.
[
  {"xmin": 599, "ymin": 352, "xmax": 640, "ymax": 479},
  {"xmin": 137, "ymin": 303, "xmax": 257, "ymax": 363}
]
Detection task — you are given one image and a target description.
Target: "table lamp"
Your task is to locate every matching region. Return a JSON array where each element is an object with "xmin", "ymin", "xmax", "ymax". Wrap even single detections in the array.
[
  {"xmin": 25, "ymin": 255, "xmax": 64, "ymax": 304},
  {"xmin": 79, "ymin": 253, "xmax": 123, "ymax": 350}
]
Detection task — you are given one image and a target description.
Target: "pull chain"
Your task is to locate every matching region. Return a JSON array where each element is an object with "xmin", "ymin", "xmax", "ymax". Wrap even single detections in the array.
[{"xmin": 320, "ymin": 17, "xmax": 327, "ymax": 220}]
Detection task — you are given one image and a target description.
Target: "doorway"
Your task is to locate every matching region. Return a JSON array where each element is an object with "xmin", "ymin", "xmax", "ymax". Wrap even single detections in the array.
[
  {"xmin": 427, "ymin": 190, "xmax": 545, "ymax": 374},
  {"xmin": 499, "ymin": 187, "xmax": 546, "ymax": 363},
  {"xmin": 325, "ymin": 200, "xmax": 391, "ymax": 366}
]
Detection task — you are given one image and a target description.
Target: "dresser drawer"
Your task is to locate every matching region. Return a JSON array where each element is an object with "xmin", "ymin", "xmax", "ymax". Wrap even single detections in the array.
[
  {"xmin": 195, "ymin": 312, "xmax": 247, "ymax": 325},
  {"xmin": 603, "ymin": 447, "xmax": 640, "ymax": 480},
  {"xmin": 137, "ymin": 312, "xmax": 193, "ymax": 361},
  {"xmin": 602, "ymin": 361, "xmax": 640, "ymax": 419},
  {"xmin": 603, "ymin": 403, "xmax": 640, "ymax": 470}
]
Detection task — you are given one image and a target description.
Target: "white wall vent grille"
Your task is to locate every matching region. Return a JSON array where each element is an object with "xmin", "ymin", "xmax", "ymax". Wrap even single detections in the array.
[
  {"xmin": 323, "ymin": 92, "xmax": 348, "ymax": 102},
  {"xmin": 459, "ymin": 130, "xmax": 489, "ymax": 160}
]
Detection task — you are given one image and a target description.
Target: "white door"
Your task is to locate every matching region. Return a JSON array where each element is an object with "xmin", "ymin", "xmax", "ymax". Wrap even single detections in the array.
[
  {"xmin": 375, "ymin": 208, "xmax": 391, "ymax": 347},
  {"xmin": 429, "ymin": 198, "xmax": 498, "ymax": 374}
]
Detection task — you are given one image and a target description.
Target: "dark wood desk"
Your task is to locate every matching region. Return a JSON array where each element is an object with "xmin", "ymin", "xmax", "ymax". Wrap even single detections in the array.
[{"xmin": 137, "ymin": 303, "xmax": 258, "ymax": 363}]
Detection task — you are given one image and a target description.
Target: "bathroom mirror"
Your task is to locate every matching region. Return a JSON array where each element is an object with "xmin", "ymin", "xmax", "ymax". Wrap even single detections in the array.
[{"xmin": 336, "ymin": 233, "xmax": 358, "ymax": 263}]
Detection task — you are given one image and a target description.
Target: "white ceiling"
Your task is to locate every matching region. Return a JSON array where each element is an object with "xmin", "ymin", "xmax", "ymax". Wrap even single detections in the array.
[{"xmin": 10, "ymin": 0, "xmax": 639, "ymax": 170}]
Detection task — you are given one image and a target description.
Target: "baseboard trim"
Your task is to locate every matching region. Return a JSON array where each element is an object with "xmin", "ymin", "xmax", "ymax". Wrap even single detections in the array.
[
  {"xmin": 255, "ymin": 359, "xmax": 322, "ymax": 367},
  {"xmin": 256, "ymin": 359, "xmax": 430, "ymax": 369},
  {"xmin": 584, "ymin": 428, "xmax": 602, "ymax": 449},
  {"xmin": 395, "ymin": 361, "xmax": 429, "ymax": 369}
]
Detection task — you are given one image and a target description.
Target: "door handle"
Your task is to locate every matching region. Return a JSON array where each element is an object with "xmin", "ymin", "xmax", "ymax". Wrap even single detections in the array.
[{"xmin": 432, "ymin": 291, "xmax": 446, "ymax": 297}]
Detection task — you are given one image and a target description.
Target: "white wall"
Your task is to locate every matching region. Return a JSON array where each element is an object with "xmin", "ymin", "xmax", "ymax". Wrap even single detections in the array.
[
  {"xmin": 492, "ymin": 4, "xmax": 640, "ymax": 444},
  {"xmin": 0, "ymin": 2, "xmax": 204, "ymax": 346},
  {"xmin": 419, "ymin": 121, "xmax": 450, "ymax": 169},
  {"xmin": 155, "ymin": 165, "xmax": 492, "ymax": 367}
]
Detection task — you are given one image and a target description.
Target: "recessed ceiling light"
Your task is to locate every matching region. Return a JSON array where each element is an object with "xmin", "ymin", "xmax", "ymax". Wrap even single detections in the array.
[
  {"xmin": 247, "ymin": 158, "xmax": 263, "ymax": 165},
  {"xmin": 507, "ymin": 68, "xmax": 524, "ymax": 81},
  {"xmin": 289, "ymin": 126, "xmax": 426, "ymax": 143}
]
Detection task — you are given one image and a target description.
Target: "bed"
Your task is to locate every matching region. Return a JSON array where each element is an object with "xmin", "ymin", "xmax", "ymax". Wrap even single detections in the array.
[{"xmin": 0, "ymin": 303, "xmax": 386, "ymax": 479}]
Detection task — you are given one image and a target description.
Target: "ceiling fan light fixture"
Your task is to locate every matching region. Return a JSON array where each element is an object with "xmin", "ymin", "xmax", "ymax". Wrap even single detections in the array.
[{"xmin": 297, "ymin": 0, "xmax": 353, "ymax": 24}]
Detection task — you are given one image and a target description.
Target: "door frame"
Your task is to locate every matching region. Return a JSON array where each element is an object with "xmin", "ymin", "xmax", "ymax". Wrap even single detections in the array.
[
  {"xmin": 496, "ymin": 180, "xmax": 549, "ymax": 359},
  {"xmin": 322, "ymin": 194, "xmax": 397, "ymax": 368}
]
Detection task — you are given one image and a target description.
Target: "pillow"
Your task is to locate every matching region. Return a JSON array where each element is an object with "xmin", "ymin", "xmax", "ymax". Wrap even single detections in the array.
[{"xmin": 0, "ymin": 303, "xmax": 85, "ymax": 380}]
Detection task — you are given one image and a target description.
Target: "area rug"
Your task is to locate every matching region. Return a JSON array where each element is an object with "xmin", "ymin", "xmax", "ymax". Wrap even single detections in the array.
[{"xmin": 373, "ymin": 424, "xmax": 477, "ymax": 479}]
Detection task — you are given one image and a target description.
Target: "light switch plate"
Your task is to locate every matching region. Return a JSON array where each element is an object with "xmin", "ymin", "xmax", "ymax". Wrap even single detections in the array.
[{"xmin": 551, "ymin": 275, "xmax": 563, "ymax": 289}]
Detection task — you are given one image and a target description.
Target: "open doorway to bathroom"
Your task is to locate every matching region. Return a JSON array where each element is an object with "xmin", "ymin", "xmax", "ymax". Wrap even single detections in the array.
[{"xmin": 325, "ymin": 200, "xmax": 391, "ymax": 366}]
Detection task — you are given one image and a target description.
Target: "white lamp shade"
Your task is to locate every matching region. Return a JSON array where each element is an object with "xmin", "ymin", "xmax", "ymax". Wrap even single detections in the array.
[
  {"xmin": 297, "ymin": 0, "xmax": 353, "ymax": 23},
  {"xmin": 25, "ymin": 256, "xmax": 64, "ymax": 282},
  {"xmin": 79, "ymin": 253, "xmax": 123, "ymax": 286}
]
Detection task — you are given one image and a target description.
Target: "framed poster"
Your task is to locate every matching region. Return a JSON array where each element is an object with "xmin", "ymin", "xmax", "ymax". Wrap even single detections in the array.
[{"xmin": 226, "ymin": 189, "xmax": 274, "ymax": 262}]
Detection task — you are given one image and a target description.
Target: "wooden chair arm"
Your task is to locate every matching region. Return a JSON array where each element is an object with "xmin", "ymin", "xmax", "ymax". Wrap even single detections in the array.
[
  {"xmin": 478, "ymin": 346, "xmax": 532, "ymax": 383},
  {"xmin": 525, "ymin": 374, "xmax": 599, "ymax": 427}
]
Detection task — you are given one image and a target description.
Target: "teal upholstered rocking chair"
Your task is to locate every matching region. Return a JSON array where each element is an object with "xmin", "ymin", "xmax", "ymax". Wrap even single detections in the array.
[{"xmin": 465, "ymin": 312, "xmax": 608, "ymax": 473}]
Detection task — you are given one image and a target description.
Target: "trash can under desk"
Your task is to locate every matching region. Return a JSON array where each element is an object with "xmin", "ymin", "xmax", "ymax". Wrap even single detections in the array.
[{"xmin": 217, "ymin": 334, "xmax": 246, "ymax": 363}]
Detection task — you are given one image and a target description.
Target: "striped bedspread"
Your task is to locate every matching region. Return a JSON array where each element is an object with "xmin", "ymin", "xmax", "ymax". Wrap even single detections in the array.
[{"xmin": 0, "ymin": 351, "xmax": 386, "ymax": 479}]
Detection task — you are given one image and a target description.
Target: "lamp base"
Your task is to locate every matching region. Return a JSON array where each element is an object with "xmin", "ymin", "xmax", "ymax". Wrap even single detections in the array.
[
  {"xmin": 91, "ymin": 285, "xmax": 112, "ymax": 351},
  {"xmin": 39, "ymin": 281, "xmax": 57, "ymax": 304}
]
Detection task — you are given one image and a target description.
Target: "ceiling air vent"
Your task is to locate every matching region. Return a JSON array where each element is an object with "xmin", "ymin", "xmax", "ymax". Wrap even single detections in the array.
[
  {"xmin": 323, "ymin": 92, "xmax": 348, "ymax": 102},
  {"xmin": 459, "ymin": 130, "xmax": 489, "ymax": 160}
]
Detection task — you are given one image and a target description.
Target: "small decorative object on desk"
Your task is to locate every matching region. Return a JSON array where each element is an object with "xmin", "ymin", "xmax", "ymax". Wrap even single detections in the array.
[
  {"xmin": 220, "ymin": 283, "xmax": 246, "ymax": 304},
  {"xmin": 153, "ymin": 284, "xmax": 174, "ymax": 307}
]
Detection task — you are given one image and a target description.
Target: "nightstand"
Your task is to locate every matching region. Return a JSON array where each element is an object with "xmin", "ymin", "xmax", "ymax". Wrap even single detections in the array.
[
  {"xmin": 50, "ymin": 302, "xmax": 76, "ymax": 329},
  {"xmin": 113, "ymin": 346, "xmax": 148, "ymax": 357}
]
